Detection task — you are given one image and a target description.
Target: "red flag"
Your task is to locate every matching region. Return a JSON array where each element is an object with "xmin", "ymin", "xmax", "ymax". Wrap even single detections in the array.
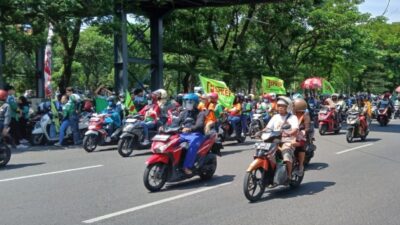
[{"xmin": 44, "ymin": 24, "xmax": 54, "ymax": 98}]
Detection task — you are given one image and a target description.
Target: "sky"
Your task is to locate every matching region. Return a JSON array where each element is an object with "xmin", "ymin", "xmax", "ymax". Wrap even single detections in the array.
[{"xmin": 358, "ymin": 0, "xmax": 400, "ymax": 23}]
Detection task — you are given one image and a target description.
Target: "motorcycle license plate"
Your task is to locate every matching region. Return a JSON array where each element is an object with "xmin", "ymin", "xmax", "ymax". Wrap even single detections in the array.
[
  {"xmin": 152, "ymin": 134, "xmax": 170, "ymax": 141},
  {"xmin": 126, "ymin": 118, "xmax": 137, "ymax": 123}
]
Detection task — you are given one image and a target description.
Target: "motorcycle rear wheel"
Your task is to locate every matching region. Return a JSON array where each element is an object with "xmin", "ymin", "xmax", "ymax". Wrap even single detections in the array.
[
  {"xmin": 290, "ymin": 164, "xmax": 304, "ymax": 188},
  {"xmin": 117, "ymin": 136, "xmax": 135, "ymax": 157},
  {"xmin": 31, "ymin": 134, "xmax": 44, "ymax": 146},
  {"xmin": 143, "ymin": 163, "xmax": 168, "ymax": 192},
  {"xmin": 83, "ymin": 134, "xmax": 98, "ymax": 152},
  {"xmin": 243, "ymin": 168, "xmax": 265, "ymax": 202},
  {"xmin": 319, "ymin": 124, "xmax": 327, "ymax": 135},
  {"xmin": 0, "ymin": 145, "xmax": 11, "ymax": 167}
]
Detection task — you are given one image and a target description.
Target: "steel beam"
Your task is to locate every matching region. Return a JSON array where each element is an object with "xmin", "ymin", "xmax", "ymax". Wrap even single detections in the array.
[
  {"xmin": 114, "ymin": 3, "xmax": 129, "ymax": 94},
  {"xmin": 150, "ymin": 12, "xmax": 165, "ymax": 91},
  {"xmin": 36, "ymin": 47, "xmax": 45, "ymax": 98},
  {"xmin": 0, "ymin": 41, "xmax": 4, "ymax": 89}
]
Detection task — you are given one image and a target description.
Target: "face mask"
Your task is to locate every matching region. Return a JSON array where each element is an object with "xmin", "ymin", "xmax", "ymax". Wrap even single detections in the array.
[
  {"xmin": 136, "ymin": 96, "xmax": 144, "ymax": 102},
  {"xmin": 108, "ymin": 101, "xmax": 114, "ymax": 107},
  {"xmin": 147, "ymin": 100, "xmax": 153, "ymax": 105},
  {"xmin": 185, "ymin": 103, "xmax": 194, "ymax": 110}
]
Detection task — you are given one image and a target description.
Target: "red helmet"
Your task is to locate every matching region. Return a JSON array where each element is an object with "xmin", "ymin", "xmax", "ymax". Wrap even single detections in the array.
[
  {"xmin": 384, "ymin": 93, "xmax": 391, "ymax": 98},
  {"xmin": 262, "ymin": 94, "xmax": 269, "ymax": 99},
  {"xmin": 0, "ymin": 89, "xmax": 8, "ymax": 101},
  {"xmin": 208, "ymin": 92, "xmax": 219, "ymax": 101}
]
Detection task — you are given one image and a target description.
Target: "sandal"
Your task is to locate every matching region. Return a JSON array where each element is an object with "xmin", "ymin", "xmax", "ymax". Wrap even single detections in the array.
[{"xmin": 183, "ymin": 168, "xmax": 193, "ymax": 175}]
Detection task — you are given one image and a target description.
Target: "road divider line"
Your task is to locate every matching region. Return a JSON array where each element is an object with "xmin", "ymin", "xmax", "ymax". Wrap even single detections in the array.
[
  {"xmin": 0, "ymin": 165, "xmax": 104, "ymax": 182},
  {"xmin": 82, "ymin": 182, "xmax": 232, "ymax": 224},
  {"xmin": 336, "ymin": 144, "xmax": 374, "ymax": 155}
]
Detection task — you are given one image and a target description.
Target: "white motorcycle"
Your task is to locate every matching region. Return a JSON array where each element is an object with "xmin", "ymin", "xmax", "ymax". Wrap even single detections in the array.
[{"xmin": 31, "ymin": 112, "xmax": 90, "ymax": 145}]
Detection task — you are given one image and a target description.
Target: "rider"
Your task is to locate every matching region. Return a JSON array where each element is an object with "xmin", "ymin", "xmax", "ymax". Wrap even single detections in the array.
[
  {"xmin": 203, "ymin": 92, "xmax": 218, "ymax": 134},
  {"xmin": 174, "ymin": 93, "xmax": 206, "ymax": 175},
  {"xmin": 292, "ymin": 97, "xmax": 311, "ymax": 176},
  {"xmin": 323, "ymin": 95, "xmax": 340, "ymax": 126},
  {"xmin": 138, "ymin": 93, "xmax": 161, "ymax": 145},
  {"xmin": 377, "ymin": 92, "xmax": 394, "ymax": 118},
  {"xmin": 241, "ymin": 95, "xmax": 252, "ymax": 136},
  {"xmin": 102, "ymin": 96, "xmax": 122, "ymax": 141},
  {"xmin": 350, "ymin": 96, "xmax": 368, "ymax": 136},
  {"xmin": 0, "ymin": 90, "xmax": 11, "ymax": 141},
  {"xmin": 263, "ymin": 96, "xmax": 299, "ymax": 183},
  {"xmin": 227, "ymin": 94, "xmax": 243, "ymax": 137},
  {"xmin": 154, "ymin": 89, "xmax": 174, "ymax": 126}
]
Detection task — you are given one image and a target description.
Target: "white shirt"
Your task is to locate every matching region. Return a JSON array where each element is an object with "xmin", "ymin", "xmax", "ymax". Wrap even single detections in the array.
[{"xmin": 267, "ymin": 113, "xmax": 299, "ymax": 142}]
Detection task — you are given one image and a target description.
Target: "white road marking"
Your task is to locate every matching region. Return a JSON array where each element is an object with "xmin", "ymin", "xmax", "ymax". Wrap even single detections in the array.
[
  {"xmin": 82, "ymin": 182, "xmax": 232, "ymax": 224},
  {"xmin": 336, "ymin": 144, "xmax": 374, "ymax": 155},
  {"xmin": 0, "ymin": 165, "xmax": 104, "ymax": 182}
]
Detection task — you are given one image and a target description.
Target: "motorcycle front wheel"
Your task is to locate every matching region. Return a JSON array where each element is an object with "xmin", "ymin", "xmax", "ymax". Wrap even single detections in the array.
[
  {"xmin": 346, "ymin": 129, "xmax": 354, "ymax": 143},
  {"xmin": 143, "ymin": 163, "xmax": 168, "ymax": 192},
  {"xmin": 31, "ymin": 134, "xmax": 44, "ymax": 146},
  {"xmin": 0, "ymin": 144, "xmax": 11, "ymax": 167},
  {"xmin": 117, "ymin": 136, "xmax": 135, "ymax": 157},
  {"xmin": 199, "ymin": 154, "xmax": 217, "ymax": 180},
  {"xmin": 83, "ymin": 134, "xmax": 98, "ymax": 152},
  {"xmin": 243, "ymin": 168, "xmax": 265, "ymax": 202}
]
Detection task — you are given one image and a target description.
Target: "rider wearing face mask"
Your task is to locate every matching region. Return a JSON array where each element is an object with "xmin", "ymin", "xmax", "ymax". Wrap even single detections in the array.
[
  {"xmin": 101, "ymin": 96, "xmax": 122, "ymax": 140},
  {"xmin": 138, "ymin": 93, "xmax": 161, "ymax": 145},
  {"xmin": 174, "ymin": 93, "xmax": 206, "ymax": 175}
]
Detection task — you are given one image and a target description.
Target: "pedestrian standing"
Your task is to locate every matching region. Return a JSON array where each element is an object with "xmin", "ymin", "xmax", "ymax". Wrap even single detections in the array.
[{"xmin": 65, "ymin": 87, "xmax": 82, "ymax": 145}]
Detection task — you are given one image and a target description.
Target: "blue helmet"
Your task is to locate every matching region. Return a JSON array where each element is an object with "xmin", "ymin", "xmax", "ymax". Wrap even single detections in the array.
[{"xmin": 183, "ymin": 93, "xmax": 199, "ymax": 104}]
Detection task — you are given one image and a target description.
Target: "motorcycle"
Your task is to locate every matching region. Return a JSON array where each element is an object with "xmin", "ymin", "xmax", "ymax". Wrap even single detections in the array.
[
  {"xmin": 249, "ymin": 109, "xmax": 267, "ymax": 139},
  {"xmin": 318, "ymin": 106, "xmax": 341, "ymax": 135},
  {"xmin": 309, "ymin": 102, "xmax": 319, "ymax": 129},
  {"xmin": 218, "ymin": 111, "xmax": 246, "ymax": 143},
  {"xmin": 302, "ymin": 124, "xmax": 316, "ymax": 166},
  {"xmin": 243, "ymin": 124, "xmax": 303, "ymax": 202},
  {"xmin": 31, "ymin": 111, "xmax": 90, "ymax": 145},
  {"xmin": 377, "ymin": 107, "xmax": 390, "ymax": 126},
  {"xmin": 393, "ymin": 103, "xmax": 400, "ymax": 119},
  {"xmin": 346, "ymin": 110, "xmax": 368, "ymax": 143},
  {"xmin": 82, "ymin": 113, "xmax": 122, "ymax": 152},
  {"xmin": 143, "ymin": 126, "xmax": 222, "ymax": 192},
  {"xmin": 117, "ymin": 115, "xmax": 158, "ymax": 157},
  {"xmin": 0, "ymin": 136, "xmax": 11, "ymax": 167}
]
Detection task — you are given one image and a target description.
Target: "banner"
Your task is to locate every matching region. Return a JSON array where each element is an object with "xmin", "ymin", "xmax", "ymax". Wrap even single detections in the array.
[
  {"xmin": 322, "ymin": 79, "xmax": 335, "ymax": 94},
  {"xmin": 95, "ymin": 97, "xmax": 108, "ymax": 113},
  {"xmin": 124, "ymin": 90, "xmax": 137, "ymax": 115},
  {"xmin": 199, "ymin": 75, "xmax": 234, "ymax": 108},
  {"xmin": 261, "ymin": 76, "xmax": 286, "ymax": 95},
  {"xmin": 44, "ymin": 24, "xmax": 54, "ymax": 98}
]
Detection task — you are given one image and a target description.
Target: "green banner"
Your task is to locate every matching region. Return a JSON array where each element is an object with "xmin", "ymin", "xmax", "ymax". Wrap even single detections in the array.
[
  {"xmin": 322, "ymin": 79, "xmax": 335, "ymax": 94},
  {"xmin": 199, "ymin": 75, "xmax": 234, "ymax": 108},
  {"xmin": 95, "ymin": 97, "xmax": 108, "ymax": 113},
  {"xmin": 261, "ymin": 76, "xmax": 286, "ymax": 95},
  {"xmin": 50, "ymin": 99, "xmax": 60, "ymax": 133},
  {"xmin": 124, "ymin": 90, "xmax": 137, "ymax": 115}
]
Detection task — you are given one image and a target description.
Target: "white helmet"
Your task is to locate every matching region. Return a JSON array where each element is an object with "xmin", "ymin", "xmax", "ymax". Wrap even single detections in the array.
[
  {"xmin": 269, "ymin": 92, "xmax": 277, "ymax": 100},
  {"xmin": 277, "ymin": 96, "xmax": 293, "ymax": 112},
  {"xmin": 154, "ymin": 89, "xmax": 168, "ymax": 99}
]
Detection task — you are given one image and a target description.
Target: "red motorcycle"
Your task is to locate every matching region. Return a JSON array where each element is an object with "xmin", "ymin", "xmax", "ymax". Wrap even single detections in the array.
[
  {"xmin": 143, "ymin": 127, "xmax": 222, "ymax": 192},
  {"xmin": 318, "ymin": 106, "xmax": 341, "ymax": 135}
]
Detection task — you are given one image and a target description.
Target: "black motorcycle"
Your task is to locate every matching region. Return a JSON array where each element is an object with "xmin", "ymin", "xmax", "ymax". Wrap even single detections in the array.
[
  {"xmin": 218, "ymin": 112, "xmax": 246, "ymax": 143},
  {"xmin": 117, "ymin": 115, "xmax": 157, "ymax": 157},
  {"xmin": 0, "ymin": 136, "xmax": 11, "ymax": 167},
  {"xmin": 248, "ymin": 109, "xmax": 266, "ymax": 139}
]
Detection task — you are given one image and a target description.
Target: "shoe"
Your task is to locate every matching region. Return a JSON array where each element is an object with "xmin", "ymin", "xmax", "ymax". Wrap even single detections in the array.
[
  {"xmin": 183, "ymin": 168, "xmax": 193, "ymax": 175},
  {"xmin": 54, "ymin": 142, "xmax": 62, "ymax": 147},
  {"xmin": 294, "ymin": 167, "xmax": 304, "ymax": 177},
  {"xmin": 20, "ymin": 139, "xmax": 29, "ymax": 144},
  {"xmin": 16, "ymin": 144, "xmax": 29, "ymax": 150},
  {"xmin": 141, "ymin": 139, "xmax": 150, "ymax": 146}
]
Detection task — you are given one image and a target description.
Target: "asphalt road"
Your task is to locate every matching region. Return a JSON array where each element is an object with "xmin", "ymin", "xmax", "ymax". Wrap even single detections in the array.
[{"xmin": 1, "ymin": 120, "xmax": 400, "ymax": 225}]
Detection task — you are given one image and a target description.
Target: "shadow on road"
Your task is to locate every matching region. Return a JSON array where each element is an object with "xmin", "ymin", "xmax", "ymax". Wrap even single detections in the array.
[
  {"xmin": 222, "ymin": 148, "xmax": 252, "ymax": 157},
  {"xmin": 255, "ymin": 181, "xmax": 335, "ymax": 203},
  {"xmin": 0, "ymin": 162, "xmax": 45, "ymax": 170},
  {"xmin": 159, "ymin": 174, "xmax": 235, "ymax": 192},
  {"xmin": 306, "ymin": 162, "xmax": 329, "ymax": 171}
]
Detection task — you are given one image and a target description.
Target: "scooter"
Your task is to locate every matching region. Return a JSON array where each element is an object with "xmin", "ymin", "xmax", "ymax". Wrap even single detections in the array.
[
  {"xmin": 143, "ymin": 126, "xmax": 222, "ymax": 192},
  {"xmin": 82, "ymin": 113, "xmax": 122, "ymax": 152},
  {"xmin": 249, "ymin": 109, "xmax": 267, "ymax": 139},
  {"xmin": 117, "ymin": 115, "xmax": 158, "ymax": 157},
  {"xmin": 218, "ymin": 111, "xmax": 246, "ymax": 143},
  {"xmin": 318, "ymin": 106, "xmax": 341, "ymax": 135},
  {"xmin": 243, "ymin": 124, "xmax": 303, "ymax": 202},
  {"xmin": 31, "ymin": 112, "xmax": 90, "ymax": 145},
  {"xmin": 377, "ymin": 107, "xmax": 390, "ymax": 126},
  {"xmin": 346, "ymin": 110, "xmax": 368, "ymax": 143}
]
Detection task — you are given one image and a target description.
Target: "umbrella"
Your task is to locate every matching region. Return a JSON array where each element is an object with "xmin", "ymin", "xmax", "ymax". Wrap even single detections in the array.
[
  {"xmin": 395, "ymin": 85, "xmax": 400, "ymax": 93},
  {"xmin": 301, "ymin": 77, "xmax": 323, "ymax": 89}
]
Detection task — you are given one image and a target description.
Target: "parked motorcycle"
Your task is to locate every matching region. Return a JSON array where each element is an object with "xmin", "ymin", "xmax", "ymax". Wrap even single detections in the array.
[
  {"xmin": 143, "ymin": 127, "xmax": 222, "ymax": 192},
  {"xmin": 218, "ymin": 111, "xmax": 246, "ymax": 143},
  {"xmin": 0, "ymin": 136, "xmax": 11, "ymax": 167},
  {"xmin": 117, "ymin": 115, "xmax": 157, "ymax": 157},
  {"xmin": 318, "ymin": 106, "xmax": 341, "ymax": 135},
  {"xmin": 346, "ymin": 110, "xmax": 368, "ymax": 143},
  {"xmin": 243, "ymin": 125, "xmax": 303, "ymax": 202},
  {"xmin": 31, "ymin": 112, "xmax": 90, "ymax": 145},
  {"xmin": 82, "ymin": 113, "xmax": 122, "ymax": 152},
  {"xmin": 377, "ymin": 107, "xmax": 390, "ymax": 126},
  {"xmin": 249, "ymin": 109, "xmax": 266, "ymax": 139}
]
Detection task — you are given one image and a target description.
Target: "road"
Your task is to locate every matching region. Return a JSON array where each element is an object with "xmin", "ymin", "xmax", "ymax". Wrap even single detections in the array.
[{"xmin": 1, "ymin": 120, "xmax": 400, "ymax": 225}]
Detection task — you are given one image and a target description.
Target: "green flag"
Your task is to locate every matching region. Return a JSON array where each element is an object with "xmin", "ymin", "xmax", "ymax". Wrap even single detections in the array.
[
  {"xmin": 261, "ymin": 76, "xmax": 286, "ymax": 95},
  {"xmin": 322, "ymin": 79, "xmax": 335, "ymax": 94},
  {"xmin": 199, "ymin": 75, "xmax": 234, "ymax": 108},
  {"xmin": 50, "ymin": 99, "xmax": 60, "ymax": 133},
  {"xmin": 124, "ymin": 90, "xmax": 137, "ymax": 115},
  {"xmin": 95, "ymin": 97, "xmax": 108, "ymax": 113}
]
